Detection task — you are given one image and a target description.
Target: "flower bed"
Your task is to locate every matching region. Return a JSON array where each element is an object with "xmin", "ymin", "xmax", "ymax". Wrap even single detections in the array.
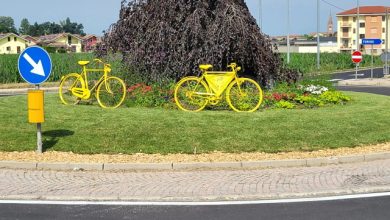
[{"xmin": 123, "ymin": 80, "xmax": 351, "ymax": 110}]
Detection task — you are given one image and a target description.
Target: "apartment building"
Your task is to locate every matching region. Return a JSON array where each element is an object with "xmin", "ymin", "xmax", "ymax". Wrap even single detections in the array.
[{"xmin": 337, "ymin": 6, "xmax": 390, "ymax": 55}]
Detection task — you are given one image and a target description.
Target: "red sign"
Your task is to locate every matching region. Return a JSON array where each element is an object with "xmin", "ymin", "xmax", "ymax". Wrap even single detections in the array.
[{"xmin": 352, "ymin": 51, "xmax": 363, "ymax": 64}]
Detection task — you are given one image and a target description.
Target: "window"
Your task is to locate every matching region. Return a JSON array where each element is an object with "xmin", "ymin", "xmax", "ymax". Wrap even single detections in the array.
[
  {"xmin": 353, "ymin": 28, "xmax": 356, "ymax": 34},
  {"xmin": 360, "ymin": 23, "xmax": 365, "ymax": 28},
  {"xmin": 68, "ymin": 36, "xmax": 72, "ymax": 45},
  {"xmin": 360, "ymin": 34, "xmax": 365, "ymax": 39},
  {"xmin": 343, "ymin": 17, "xmax": 349, "ymax": 22},
  {"xmin": 6, "ymin": 46, "xmax": 11, "ymax": 51},
  {"xmin": 353, "ymin": 17, "xmax": 356, "ymax": 22},
  {"xmin": 14, "ymin": 37, "xmax": 17, "ymax": 42},
  {"xmin": 383, "ymin": 16, "xmax": 386, "ymax": 22},
  {"xmin": 7, "ymin": 37, "xmax": 10, "ymax": 42},
  {"xmin": 383, "ymin": 39, "xmax": 386, "ymax": 44}
]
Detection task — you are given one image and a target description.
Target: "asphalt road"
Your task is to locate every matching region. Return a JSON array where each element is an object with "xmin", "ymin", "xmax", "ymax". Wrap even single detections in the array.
[
  {"xmin": 331, "ymin": 67, "xmax": 390, "ymax": 96},
  {"xmin": 332, "ymin": 67, "xmax": 384, "ymax": 80},
  {"xmin": 1, "ymin": 196, "xmax": 390, "ymax": 220}
]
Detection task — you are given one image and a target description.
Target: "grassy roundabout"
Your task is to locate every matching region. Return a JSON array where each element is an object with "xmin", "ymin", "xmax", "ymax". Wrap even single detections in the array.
[{"xmin": 0, "ymin": 91, "xmax": 390, "ymax": 155}]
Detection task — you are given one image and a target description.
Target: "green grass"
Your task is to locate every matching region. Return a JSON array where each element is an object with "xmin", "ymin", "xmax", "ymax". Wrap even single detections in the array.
[{"xmin": 1, "ymin": 92, "xmax": 390, "ymax": 155}]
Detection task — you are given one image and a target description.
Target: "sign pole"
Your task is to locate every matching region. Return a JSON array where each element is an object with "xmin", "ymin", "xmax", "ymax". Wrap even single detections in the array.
[
  {"xmin": 355, "ymin": 63, "xmax": 358, "ymax": 80},
  {"xmin": 35, "ymin": 84, "xmax": 43, "ymax": 154},
  {"xmin": 18, "ymin": 46, "xmax": 51, "ymax": 154}
]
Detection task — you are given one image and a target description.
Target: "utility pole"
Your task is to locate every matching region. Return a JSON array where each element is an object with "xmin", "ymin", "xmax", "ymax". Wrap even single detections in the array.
[
  {"xmin": 317, "ymin": 0, "xmax": 320, "ymax": 70},
  {"xmin": 259, "ymin": 0, "xmax": 263, "ymax": 31},
  {"xmin": 386, "ymin": 8, "xmax": 389, "ymax": 75},
  {"xmin": 287, "ymin": 0, "xmax": 290, "ymax": 64},
  {"xmin": 356, "ymin": 0, "xmax": 360, "ymax": 51}
]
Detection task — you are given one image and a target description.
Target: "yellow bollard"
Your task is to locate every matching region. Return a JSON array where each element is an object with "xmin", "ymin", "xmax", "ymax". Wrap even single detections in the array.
[{"xmin": 28, "ymin": 90, "xmax": 44, "ymax": 123}]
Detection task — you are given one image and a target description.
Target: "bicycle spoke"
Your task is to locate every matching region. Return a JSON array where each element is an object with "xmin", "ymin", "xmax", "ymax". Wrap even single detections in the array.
[
  {"xmin": 174, "ymin": 77, "xmax": 209, "ymax": 112},
  {"xmin": 226, "ymin": 78, "xmax": 263, "ymax": 112}
]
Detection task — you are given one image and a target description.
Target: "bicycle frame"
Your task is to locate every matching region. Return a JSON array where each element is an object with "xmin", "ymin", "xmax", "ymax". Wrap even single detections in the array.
[
  {"xmin": 72, "ymin": 61, "xmax": 112, "ymax": 100},
  {"xmin": 193, "ymin": 65, "xmax": 242, "ymax": 101}
]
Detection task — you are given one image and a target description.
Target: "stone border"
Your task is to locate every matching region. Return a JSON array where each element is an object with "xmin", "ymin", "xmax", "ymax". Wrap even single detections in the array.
[{"xmin": 1, "ymin": 152, "xmax": 389, "ymax": 171}]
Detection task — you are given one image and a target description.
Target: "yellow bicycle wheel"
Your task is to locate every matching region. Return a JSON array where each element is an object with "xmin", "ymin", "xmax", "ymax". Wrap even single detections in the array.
[
  {"xmin": 226, "ymin": 78, "xmax": 263, "ymax": 112},
  {"xmin": 174, "ymin": 77, "xmax": 210, "ymax": 112},
  {"xmin": 59, "ymin": 73, "xmax": 83, "ymax": 105},
  {"xmin": 96, "ymin": 76, "xmax": 126, "ymax": 109}
]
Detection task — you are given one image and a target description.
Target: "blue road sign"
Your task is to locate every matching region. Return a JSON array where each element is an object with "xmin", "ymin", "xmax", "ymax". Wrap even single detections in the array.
[
  {"xmin": 362, "ymin": 38, "xmax": 382, "ymax": 45},
  {"xmin": 18, "ymin": 46, "xmax": 52, "ymax": 85}
]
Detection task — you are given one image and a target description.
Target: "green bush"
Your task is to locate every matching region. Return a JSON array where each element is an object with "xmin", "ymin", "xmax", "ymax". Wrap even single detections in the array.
[{"xmin": 320, "ymin": 91, "xmax": 351, "ymax": 104}]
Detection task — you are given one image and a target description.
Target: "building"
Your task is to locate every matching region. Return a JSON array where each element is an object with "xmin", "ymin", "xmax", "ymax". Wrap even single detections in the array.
[
  {"xmin": 37, "ymin": 33, "xmax": 83, "ymax": 53},
  {"xmin": 0, "ymin": 33, "xmax": 30, "ymax": 54},
  {"xmin": 82, "ymin": 34, "xmax": 100, "ymax": 52},
  {"xmin": 327, "ymin": 13, "xmax": 334, "ymax": 36},
  {"xmin": 21, "ymin": 35, "xmax": 39, "ymax": 46},
  {"xmin": 276, "ymin": 37, "xmax": 338, "ymax": 53},
  {"xmin": 336, "ymin": 6, "xmax": 390, "ymax": 54}
]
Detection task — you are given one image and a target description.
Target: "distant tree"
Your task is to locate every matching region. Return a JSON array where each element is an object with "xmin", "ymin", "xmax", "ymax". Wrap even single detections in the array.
[
  {"xmin": 29, "ymin": 22, "xmax": 44, "ymax": 36},
  {"xmin": 40, "ymin": 22, "xmax": 63, "ymax": 35},
  {"xmin": 19, "ymin": 18, "xmax": 31, "ymax": 35},
  {"xmin": 60, "ymin": 17, "xmax": 85, "ymax": 35},
  {"xmin": 0, "ymin": 16, "xmax": 17, "ymax": 33}
]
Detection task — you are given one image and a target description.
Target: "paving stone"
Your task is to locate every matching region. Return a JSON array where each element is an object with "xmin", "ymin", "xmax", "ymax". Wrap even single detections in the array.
[
  {"xmin": 103, "ymin": 163, "xmax": 173, "ymax": 171},
  {"xmin": 1, "ymin": 158, "xmax": 390, "ymax": 202}
]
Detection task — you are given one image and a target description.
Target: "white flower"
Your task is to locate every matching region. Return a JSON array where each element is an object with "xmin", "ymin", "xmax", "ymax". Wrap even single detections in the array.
[{"xmin": 303, "ymin": 85, "xmax": 328, "ymax": 95}]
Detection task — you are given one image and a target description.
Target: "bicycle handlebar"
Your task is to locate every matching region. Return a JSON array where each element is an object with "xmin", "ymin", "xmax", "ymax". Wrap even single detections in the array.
[
  {"xmin": 227, "ymin": 63, "xmax": 241, "ymax": 72},
  {"xmin": 94, "ymin": 58, "xmax": 103, "ymax": 63}
]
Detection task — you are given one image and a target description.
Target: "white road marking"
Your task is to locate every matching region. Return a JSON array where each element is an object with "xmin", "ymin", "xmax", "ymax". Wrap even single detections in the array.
[{"xmin": 1, "ymin": 192, "xmax": 390, "ymax": 206}]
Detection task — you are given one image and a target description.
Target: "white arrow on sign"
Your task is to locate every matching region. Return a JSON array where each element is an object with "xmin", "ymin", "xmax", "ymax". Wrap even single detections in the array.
[{"xmin": 23, "ymin": 53, "xmax": 45, "ymax": 77}]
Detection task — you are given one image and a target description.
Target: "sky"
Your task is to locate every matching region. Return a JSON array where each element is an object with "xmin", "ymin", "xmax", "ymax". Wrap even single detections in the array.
[{"xmin": 0, "ymin": 0, "xmax": 389, "ymax": 36}]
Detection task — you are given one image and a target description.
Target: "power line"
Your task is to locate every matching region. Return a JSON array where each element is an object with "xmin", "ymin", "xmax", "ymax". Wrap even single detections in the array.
[{"xmin": 320, "ymin": 0, "xmax": 345, "ymax": 11}]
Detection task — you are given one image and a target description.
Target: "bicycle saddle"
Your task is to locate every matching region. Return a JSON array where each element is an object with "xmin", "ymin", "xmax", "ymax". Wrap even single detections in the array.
[
  {"xmin": 199, "ymin": 64, "xmax": 213, "ymax": 71},
  {"xmin": 78, "ymin": 61, "xmax": 90, "ymax": 66}
]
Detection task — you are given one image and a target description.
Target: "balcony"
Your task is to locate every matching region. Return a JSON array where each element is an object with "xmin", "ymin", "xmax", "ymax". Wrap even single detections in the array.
[{"xmin": 340, "ymin": 23, "xmax": 352, "ymax": 28}]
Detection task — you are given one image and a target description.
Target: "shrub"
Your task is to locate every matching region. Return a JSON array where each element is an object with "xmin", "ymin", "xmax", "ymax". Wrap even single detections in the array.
[{"xmin": 320, "ymin": 91, "xmax": 351, "ymax": 104}]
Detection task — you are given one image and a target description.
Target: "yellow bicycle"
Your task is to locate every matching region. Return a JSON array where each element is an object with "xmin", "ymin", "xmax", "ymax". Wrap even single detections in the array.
[
  {"xmin": 174, "ymin": 63, "xmax": 263, "ymax": 112},
  {"xmin": 59, "ymin": 59, "xmax": 126, "ymax": 109}
]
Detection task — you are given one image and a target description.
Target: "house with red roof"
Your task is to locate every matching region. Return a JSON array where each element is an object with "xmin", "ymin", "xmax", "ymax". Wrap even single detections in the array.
[
  {"xmin": 336, "ymin": 6, "xmax": 390, "ymax": 54},
  {"xmin": 82, "ymin": 34, "xmax": 100, "ymax": 52}
]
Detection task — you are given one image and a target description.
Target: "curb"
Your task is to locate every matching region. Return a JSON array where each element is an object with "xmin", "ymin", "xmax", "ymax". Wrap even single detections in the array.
[
  {"xmin": 337, "ymin": 78, "xmax": 390, "ymax": 86},
  {"xmin": 0, "ymin": 87, "xmax": 59, "ymax": 95},
  {"xmin": 1, "ymin": 152, "xmax": 390, "ymax": 172}
]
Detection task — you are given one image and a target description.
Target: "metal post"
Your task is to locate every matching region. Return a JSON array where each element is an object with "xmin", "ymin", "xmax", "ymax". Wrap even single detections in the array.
[
  {"xmin": 386, "ymin": 8, "xmax": 389, "ymax": 75},
  {"xmin": 287, "ymin": 0, "xmax": 290, "ymax": 64},
  {"xmin": 371, "ymin": 44, "xmax": 374, "ymax": 79},
  {"xmin": 259, "ymin": 0, "xmax": 263, "ymax": 31},
  {"xmin": 356, "ymin": 0, "xmax": 360, "ymax": 51},
  {"xmin": 355, "ymin": 64, "xmax": 358, "ymax": 80},
  {"xmin": 35, "ymin": 84, "xmax": 42, "ymax": 154},
  {"xmin": 317, "ymin": 0, "xmax": 320, "ymax": 70}
]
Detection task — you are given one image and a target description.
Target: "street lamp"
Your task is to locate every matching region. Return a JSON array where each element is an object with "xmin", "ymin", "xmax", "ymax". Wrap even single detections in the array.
[
  {"xmin": 287, "ymin": 0, "xmax": 290, "ymax": 64},
  {"xmin": 317, "ymin": 0, "xmax": 320, "ymax": 70},
  {"xmin": 385, "ymin": 7, "xmax": 389, "ymax": 74},
  {"xmin": 259, "ymin": 0, "xmax": 263, "ymax": 31},
  {"xmin": 356, "ymin": 0, "xmax": 360, "ymax": 51}
]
